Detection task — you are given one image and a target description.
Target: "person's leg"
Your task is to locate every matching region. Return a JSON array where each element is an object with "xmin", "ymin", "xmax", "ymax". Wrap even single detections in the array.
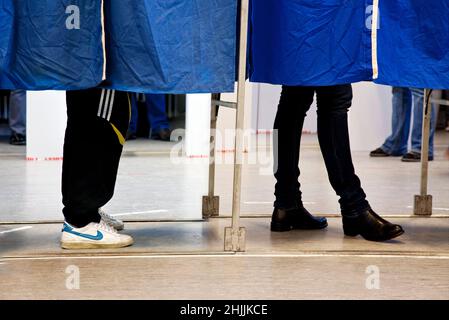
[
  {"xmin": 8, "ymin": 90, "xmax": 27, "ymax": 145},
  {"xmin": 127, "ymin": 93, "xmax": 138, "ymax": 140},
  {"xmin": 315, "ymin": 85, "xmax": 369, "ymax": 215},
  {"xmin": 446, "ymin": 99, "xmax": 449, "ymax": 131},
  {"xmin": 0, "ymin": 90, "xmax": 10, "ymax": 120},
  {"xmin": 379, "ymin": 87, "xmax": 412, "ymax": 156},
  {"xmin": 146, "ymin": 94, "xmax": 171, "ymax": 140},
  {"xmin": 62, "ymin": 88, "xmax": 130, "ymax": 228},
  {"xmin": 408, "ymin": 88, "xmax": 437, "ymax": 160},
  {"xmin": 273, "ymin": 86, "xmax": 314, "ymax": 209},
  {"xmin": 271, "ymin": 86, "xmax": 328, "ymax": 231},
  {"xmin": 315, "ymin": 84, "xmax": 403, "ymax": 241}
]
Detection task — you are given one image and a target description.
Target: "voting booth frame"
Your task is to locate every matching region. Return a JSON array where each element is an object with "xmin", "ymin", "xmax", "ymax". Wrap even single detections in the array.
[
  {"xmin": 205, "ymin": 0, "xmax": 438, "ymax": 252},
  {"xmin": 202, "ymin": 0, "xmax": 250, "ymax": 252},
  {"xmin": 413, "ymin": 89, "xmax": 432, "ymax": 216},
  {"xmin": 3, "ymin": 1, "xmax": 440, "ymax": 252},
  {"xmin": 414, "ymin": 89, "xmax": 439, "ymax": 216}
]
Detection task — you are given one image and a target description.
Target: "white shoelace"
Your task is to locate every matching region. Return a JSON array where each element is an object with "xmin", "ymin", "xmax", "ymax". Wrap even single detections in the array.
[
  {"xmin": 101, "ymin": 211, "xmax": 113, "ymax": 220},
  {"xmin": 99, "ymin": 208, "xmax": 119, "ymax": 221},
  {"xmin": 98, "ymin": 220, "xmax": 117, "ymax": 234}
]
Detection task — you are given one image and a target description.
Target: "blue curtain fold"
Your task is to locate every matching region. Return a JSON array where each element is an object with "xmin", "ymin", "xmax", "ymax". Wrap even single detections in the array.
[
  {"xmin": 2, "ymin": 1, "xmax": 448, "ymax": 91},
  {"xmin": 249, "ymin": 0, "xmax": 374, "ymax": 86},
  {"xmin": 249, "ymin": 0, "xmax": 449, "ymax": 89},
  {"xmin": 0, "ymin": 0, "xmax": 237, "ymax": 93},
  {"xmin": 375, "ymin": 0, "xmax": 449, "ymax": 89}
]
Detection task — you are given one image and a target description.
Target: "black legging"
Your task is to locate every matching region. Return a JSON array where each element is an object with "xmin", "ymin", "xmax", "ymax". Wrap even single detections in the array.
[{"xmin": 273, "ymin": 84, "xmax": 369, "ymax": 216}]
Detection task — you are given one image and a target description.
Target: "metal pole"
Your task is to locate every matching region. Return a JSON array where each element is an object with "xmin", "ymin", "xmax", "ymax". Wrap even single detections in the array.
[
  {"xmin": 224, "ymin": 0, "xmax": 249, "ymax": 252},
  {"xmin": 202, "ymin": 94, "xmax": 220, "ymax": 218},
  {"xmin": 414, "ymin": 89, "xmax": 432, "ymax": 215},
  {"xmin": 208, "ymin": 103, "xmax": 218, "ymax": 198}
]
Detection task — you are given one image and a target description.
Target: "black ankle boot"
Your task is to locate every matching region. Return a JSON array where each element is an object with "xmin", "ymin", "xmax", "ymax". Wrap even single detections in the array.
[
  {"xmin": 271, "ymin": 207, "xmax": 328, "ymax": 232},
  {"xmin": 343, "ymin": 208, "xmax": 404, "ymax": 241}
]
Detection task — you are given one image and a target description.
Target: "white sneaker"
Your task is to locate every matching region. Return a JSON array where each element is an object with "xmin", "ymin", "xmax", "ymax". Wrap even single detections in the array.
[
  {"xmin": 99, "ymin": 208, "xmax": 124, "ymax": 231},
  {"xmin": 61, "ymin": 221, "xmax": 134, "ymax": 249}
]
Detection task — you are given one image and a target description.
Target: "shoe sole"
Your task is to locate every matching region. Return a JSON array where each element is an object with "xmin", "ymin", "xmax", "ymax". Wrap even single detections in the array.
[
  {"xmin": 370, "ymin": 154, "xmax": 390, "ymax": 157},
  {"xmin": 402, "ymin": 159, "xmax": 433, "ymax": 162},
  {"xmin": 61, "ymin": 238, "xmax": 134, "ymax": 250},
  {"xmin": 344, "ymin": 229, "xmax": 405, "ymax": 242},
  {"xmin": 401, "ymin": 158, "xmax": 420, "ymax": 162},
  {"xmin": 271, "ymin": 221, "xmax": 328, "ymax": 232},
  {"xmin": 107, "ymin": 224, "xmax": 124, "ymax": 231}
]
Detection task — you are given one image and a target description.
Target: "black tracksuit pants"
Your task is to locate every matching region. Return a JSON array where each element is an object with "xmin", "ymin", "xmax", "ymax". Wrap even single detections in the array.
[
  {"xmin": 273, "ymin": 84, "xmax": 370, "ymax": 217},
  {"xmin": 62, "ymin": 88, "xmax": 130, "ymax": 228}
]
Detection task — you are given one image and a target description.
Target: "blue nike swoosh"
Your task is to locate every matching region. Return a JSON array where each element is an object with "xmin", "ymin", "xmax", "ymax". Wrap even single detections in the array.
[{"xmin": 63, "ymin": 224, "xmax": 104, "ymax": 241}]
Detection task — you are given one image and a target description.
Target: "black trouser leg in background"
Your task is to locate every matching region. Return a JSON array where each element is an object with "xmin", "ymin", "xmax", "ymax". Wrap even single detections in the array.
[
  {"xmin": 62, "ymin": 88, "xmax": 130, "ymax": 228},
  {"xmin": 274, "ymin": 85, "xmax": 369, "ymax": 216}
]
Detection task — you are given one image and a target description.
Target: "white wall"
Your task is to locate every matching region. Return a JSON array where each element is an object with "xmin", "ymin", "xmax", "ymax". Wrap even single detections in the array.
[
  {"xmin": 350, "ymin": 82, "xmax": 392, "ymax": 151},
  {"xmin": 25, "ymin": 83, "xmax": 392, "ymax": 160},
  {"xmin": 185, "ymin": 93, "xmax": 211, "ymax": 157},
  {"xmin": 26, "ymin": 91, "xmax": 67, "ymax": 160},
  {"xmin": 216, "ymin": 81, "xmax": 254, "ymax": 152},
  {"xmin": 251, "ymin": 83, "xmax": 393, "ymax": 151}
]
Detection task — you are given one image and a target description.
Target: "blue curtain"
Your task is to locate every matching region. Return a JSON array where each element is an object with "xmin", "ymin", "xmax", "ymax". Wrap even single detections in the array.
[
  {"xmin": 0, "ymin": 0, "xmax": 103, "ymax": 90},
  {"xmin": 249, "ymin": 0, "xmax": 449, "ymax": 89},
  {"xmin": 0, "ymin": 0, "xmax": 237, "ymax": 93},
  {"xmin": 249, "ymin": 0, "xmax": 373, "ymax": 86},
  {"xmin": 375, "ymin": 0, "xmax": 449, "ymax": 89}
]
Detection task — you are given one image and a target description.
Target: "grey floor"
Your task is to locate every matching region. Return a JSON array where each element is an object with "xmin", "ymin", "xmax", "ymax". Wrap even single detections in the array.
[
  {"xmin": 0, "ymin": 132, "xmax": 449, "ymax": 222},
  {"xmin": 1, "ymin": 217, "xmax": 448, "ymax": 299},
  {"xmin": 0, "ymin": 132, "xmax": 448, "ymax": 299}
]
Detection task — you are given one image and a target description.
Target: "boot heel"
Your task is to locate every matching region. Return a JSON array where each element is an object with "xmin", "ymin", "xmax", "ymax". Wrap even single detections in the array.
[
  {"xmin": 271, "ymin": 222, "xmax": 293, "ymax": 232},
  {"xmin": 343, "ymin": 226, "xmax": 359, "ymax": 237}
]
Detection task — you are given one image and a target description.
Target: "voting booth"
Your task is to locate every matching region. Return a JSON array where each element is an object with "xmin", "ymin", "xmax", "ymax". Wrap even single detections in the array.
[{"xmin": 1, "ymin": 0, "xmax": 449, "ymax": 250}]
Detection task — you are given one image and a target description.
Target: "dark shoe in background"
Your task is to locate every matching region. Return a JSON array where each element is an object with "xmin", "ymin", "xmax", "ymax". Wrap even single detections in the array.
[
  {"xmin": 151, "ymin": 128, "xmax": 171, "ymax": 141},
  {"xmin": 126, "ymin": 131, "xmax": 137, "ymax": 141},
  {"xmin": 369, "ymin": 147, "xmax": 390, "ymax": 157},
  {"xmin": 343, "ymin": 207, "xmax": 404, "ymax": 241},
  {"xmin": 401, "ymin": 151, "xmax": 433, "ymax": 162},
  {"xmin": 9, "ymin": 133, "xmax": 26, "ymax": 146},
  {"xmin": 271, "ymin": 207, "xmax": 328, "ymax": 232}
]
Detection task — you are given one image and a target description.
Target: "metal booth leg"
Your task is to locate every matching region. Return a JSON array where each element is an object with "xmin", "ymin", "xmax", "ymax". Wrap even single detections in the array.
[
  {"xmin": 224, "ymin": 0, "xmax": 249, "ymax": 252},
  {"xmin": 414, "ymin": 89, "xmax": 433, "ymax": 216},
  {"xmin": 202, "ymin": 93, "xmax": 220, "ymax": 219}
]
